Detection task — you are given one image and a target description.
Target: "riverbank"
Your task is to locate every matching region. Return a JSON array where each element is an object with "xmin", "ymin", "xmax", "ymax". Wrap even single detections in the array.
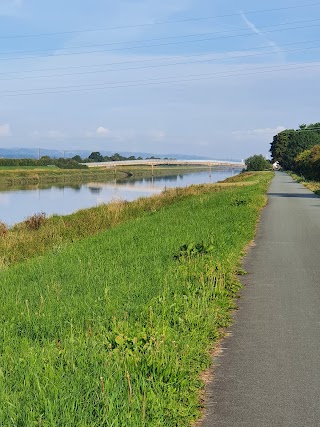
[
  {"xmin": 0, "ymin": 165, "xmax": 212, "ymax": 189},
  {"xmin": 0, "ymin": 171, "xmax": 273, "ymax": 426}
]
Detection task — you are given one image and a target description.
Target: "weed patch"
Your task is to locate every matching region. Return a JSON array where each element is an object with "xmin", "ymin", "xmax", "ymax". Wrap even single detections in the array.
[
  {"xmin": 0, "ymin": 221, "xmax": 7, "ymax": 237},
  {"xmin": 24, "ymin": 212, "xmax": 47, "ymax": 230},
  {"xmin": 173, "ymin": 242, "xmax": 215, "ymax": 261}
]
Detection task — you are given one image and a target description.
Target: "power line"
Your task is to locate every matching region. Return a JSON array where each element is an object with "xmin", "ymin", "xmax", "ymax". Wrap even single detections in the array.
[
  {"xmin": 1, "ymin": 42, "xmax": 320, "ymax": 82},
  {"xmin": 1, "ymin": 17, "xmax": 320, "ymax": 56},
  {"xmin": 1, "ymin": 37, "xmax": 320, "ymax": 77},
  {"xmin": 1, "ymin": 22, "xmax": 320, "ymax": 62},
  {"xmin": 0, "ymin": 2, "xmax": 320, "ymax": 40},
  {"xmin": 2, "ymin": 61, "xmax": 320, "ymax": 97}
]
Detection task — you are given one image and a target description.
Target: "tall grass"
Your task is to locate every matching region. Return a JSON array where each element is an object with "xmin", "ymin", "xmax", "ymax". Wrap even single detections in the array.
[
  {"xmin": 0, "ymin": 172, "xmax": 273, "ymax": 426},
  {"xmin": 1, "ymin": 176, "xmax": 254, "ymax": 268}
]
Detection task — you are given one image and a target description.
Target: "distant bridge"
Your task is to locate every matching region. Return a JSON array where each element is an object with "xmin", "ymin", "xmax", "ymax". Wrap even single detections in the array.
[{"xmin": 83, "ymin": 159, "xmax": 245, "ymax": 169}]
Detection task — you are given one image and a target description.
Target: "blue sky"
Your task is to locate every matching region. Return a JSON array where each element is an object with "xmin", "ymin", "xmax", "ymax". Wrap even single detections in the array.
[{"xmin": 0, "ymin": 0, "xmax": 320, "ymax": 159}]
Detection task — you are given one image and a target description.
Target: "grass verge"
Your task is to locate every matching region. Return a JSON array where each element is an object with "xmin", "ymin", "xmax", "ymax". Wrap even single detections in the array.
[
  {"xmin": 0, "ymin": 171, "xmax": 273, "ymax": 426},
  {"xmin": 287, "ymin": 171, "xmax": 320, "ymax": 195}
]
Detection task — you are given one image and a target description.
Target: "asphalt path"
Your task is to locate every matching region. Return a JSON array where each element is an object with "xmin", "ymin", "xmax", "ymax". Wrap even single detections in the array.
[{"xmin": 201, "ymin": 172, "xmax": 320, "ymax": 427}]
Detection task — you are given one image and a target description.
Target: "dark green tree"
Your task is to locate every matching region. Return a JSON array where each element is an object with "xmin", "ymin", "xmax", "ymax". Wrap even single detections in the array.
[
  {"xmin": 270, "ymin": 123, "xmax": 320, "ymax": 170},
  {"xmin": 245, "ymin": 155, "xmax": 271, "ymax": 171},
  {"xmin": 282, "ymin": 131, "xmax": 320, "ymax": 170},
  {"xmin": 294, "ymin": 144, "xmax": 320, "ymax": 180},
  {"xmin": 269, "ymin": 130, "xmax": 293, "ymax": 164},
  {"xmin": 72, "ymin": 155, "xmax": 82, "ymax": 163},
  {"xmin": 88, "ymin": 152, "xmax": 104, "ymax": 162}
]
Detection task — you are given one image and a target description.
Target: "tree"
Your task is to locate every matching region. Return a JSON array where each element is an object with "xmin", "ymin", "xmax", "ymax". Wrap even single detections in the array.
[
  {"xmin": 88, "ymin": 151, "xmax": 104, "ymax": 162},
  {"xmin": 110, "ymin": 153, "xmax": 123, "ymax": 161},
  {"xmin": 282, "ymin": 131, "xmax": 320, "ymax": 170},
  {"xmin": 245, "ymin": 155, "xmax": 271, "ymax": 171},
  {"xmin": 72, "ymin": 155, "xmax": 82, "ymax": 163},
  {"xmin": 294, "ymin": 144, "xmax": 320, "ymax": 180},
  {"xmin": 270, "ymin": 123, "xmax": 320, "ymax": 170},
  {"xmin": 269, "ymin": 130, "xmax": 293, "ymax": 164}
]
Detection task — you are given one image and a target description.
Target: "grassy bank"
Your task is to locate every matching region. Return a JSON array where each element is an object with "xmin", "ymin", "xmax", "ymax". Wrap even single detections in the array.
[
  {"xmin": 1, "ymin": 172, "xmax": 258, "ymax": 268},
  {"xmin": 0, "ymin": 172, "xmax": 273, "ymax": 426},
  {"xmin": 287, "ymin": 171, "xmax": 320, "ymax": 195},
  {"xmin": 0, "ymin": 167, "xmax": 126, "ymax": 187}
]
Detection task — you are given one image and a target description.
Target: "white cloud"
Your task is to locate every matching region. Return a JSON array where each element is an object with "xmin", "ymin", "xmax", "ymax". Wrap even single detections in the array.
[
  {"xmin": 232, "ymin": 126, "xmax": 286, "ymax": 138},
  {"xmin": 0, "ymin": 124, "xmax": 12, "ymax": 137},
  {"xmin": 96, "ymin": 126, "xmax": 111, "ymax": 136}
]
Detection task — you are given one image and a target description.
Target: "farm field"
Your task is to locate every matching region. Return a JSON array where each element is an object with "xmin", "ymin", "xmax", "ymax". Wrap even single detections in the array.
[{"xmin": 0, "ymin": 171, "xmax": 273, "ymax": 426}]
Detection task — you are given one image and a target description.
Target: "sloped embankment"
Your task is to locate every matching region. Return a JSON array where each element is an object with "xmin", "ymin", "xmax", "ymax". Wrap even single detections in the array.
[{"xmin": 0, "ymin": 172, "xmax": 273, "ymax": 426}]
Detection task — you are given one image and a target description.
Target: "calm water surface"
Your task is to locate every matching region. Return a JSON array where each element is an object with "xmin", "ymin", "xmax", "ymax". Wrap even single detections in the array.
[{"xmin": 0, "ymin": 169, "xmax": 239, "ymax": 226}]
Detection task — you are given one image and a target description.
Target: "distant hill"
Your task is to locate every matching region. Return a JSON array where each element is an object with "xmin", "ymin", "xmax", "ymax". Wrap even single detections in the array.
[{"xmin": 0, "ymin": 148, "xmax": 230, "ymax": 161}]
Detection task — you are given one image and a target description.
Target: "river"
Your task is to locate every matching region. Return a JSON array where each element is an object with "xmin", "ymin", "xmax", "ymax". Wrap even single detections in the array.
[{"xmin": 0, "ymin": 168, "xmax": 239, "ymax": 226}]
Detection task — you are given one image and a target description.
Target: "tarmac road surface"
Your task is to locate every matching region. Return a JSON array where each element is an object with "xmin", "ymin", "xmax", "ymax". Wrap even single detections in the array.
[{"xmin": 201, "ymin": 172, "xmax": 320, "ymax": 427}]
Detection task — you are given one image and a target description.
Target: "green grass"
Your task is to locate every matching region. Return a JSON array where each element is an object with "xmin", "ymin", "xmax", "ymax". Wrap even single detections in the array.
[
  {"xmin": 0, "ymin": 166, "xmax": 61, "ymax": 170},
  {"xmin": 0, "ymin": 167, "xmax": 126, "ymax": 187},
  {"xmin": 0, "ymin": 177, "xmax": 252, "ymax": 268},
  {"xmin": 0, "ymin": 172, "xmax": 273, "ymax": 426}
]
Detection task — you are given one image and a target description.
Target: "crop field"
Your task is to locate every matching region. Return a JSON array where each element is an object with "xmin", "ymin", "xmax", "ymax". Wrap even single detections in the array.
[{"xmin": 0, "ymin": 172, "xmax": 273, "ymax": 426}]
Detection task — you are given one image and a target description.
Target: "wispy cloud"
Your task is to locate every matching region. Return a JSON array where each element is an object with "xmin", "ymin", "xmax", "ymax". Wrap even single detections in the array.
[
  {"xmin": 0, "ymin": 124, "xmax": 12, "ymax": 137},
  {"xmin": 240, "ymin": 12, "xmax": 285, "ymax": 63},
  {"xmin": 0, "ymin": 0, "xmax": 23, "ymax": 16},
  {"xmin": 31, "ymin": 129, "xmax": 66, "ymax": 139},
  {"xmin": 232, "ymin": 126, "xmax": 286, "ymax": 138}
]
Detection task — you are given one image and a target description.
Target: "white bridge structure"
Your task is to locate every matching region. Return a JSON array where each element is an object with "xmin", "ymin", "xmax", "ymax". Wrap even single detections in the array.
[{"xmin": 83, "ymin": 159, "xmax": 245, "ymax": 170}]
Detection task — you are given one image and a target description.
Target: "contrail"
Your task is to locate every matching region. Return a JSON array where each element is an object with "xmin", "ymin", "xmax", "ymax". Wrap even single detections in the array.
[{"xmin": 240, "ymin": 12, "xmax": 284, "ymax": 61}]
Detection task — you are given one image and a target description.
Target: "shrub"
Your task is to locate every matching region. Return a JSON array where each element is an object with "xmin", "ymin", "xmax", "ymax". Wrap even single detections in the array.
[
  {"xmin": 24, "ymin": 212, "xmax": 47, "ymax": 230},
  {"xmin": 245, "ymin": 155, "xmax": 271, "ymax": 171},
  {"xmin": 0, "ymin": 221, "xmax": 7, "ymax": 237}
]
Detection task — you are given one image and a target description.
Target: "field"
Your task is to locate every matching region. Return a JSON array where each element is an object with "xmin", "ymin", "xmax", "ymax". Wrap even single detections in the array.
[{"xmin": 0, "ymin": 172, "xmax": 273, "ymax": 426}]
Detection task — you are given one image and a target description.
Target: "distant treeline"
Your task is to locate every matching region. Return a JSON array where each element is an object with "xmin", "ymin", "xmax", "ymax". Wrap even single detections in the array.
[
  {"xmin": 0, "ymin": 152, "xmax": 167, "ymax": 169},
  {"xmin": 0, "ymin": 156, "xmax": 87, "ymax": 169},
  {"xmin": 80, "ymin": 152, "xmax": 166, "ymax": 162},
  {"xmin": 270, "ymin": 123, "xmax": 320, "ymax": 180},
  {"xmin": 81, "ymin": 152, "xmax": 144, "ymax": 162}
]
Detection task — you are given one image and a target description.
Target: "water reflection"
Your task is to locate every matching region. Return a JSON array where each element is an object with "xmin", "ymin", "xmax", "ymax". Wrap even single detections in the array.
[{"xmin": 0, "ymin": 168, "xmax": 240, "ymax": 226}]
